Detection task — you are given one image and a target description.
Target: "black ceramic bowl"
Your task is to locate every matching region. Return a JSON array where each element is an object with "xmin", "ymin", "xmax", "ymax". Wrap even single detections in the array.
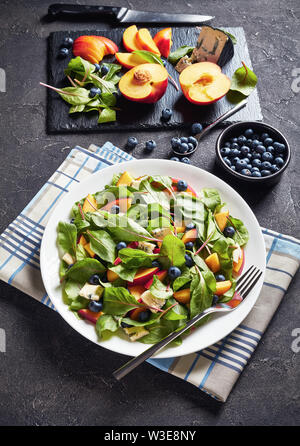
[{"xmin": 216, "ymin": 121, "xmax": 291, "ymax": 186}]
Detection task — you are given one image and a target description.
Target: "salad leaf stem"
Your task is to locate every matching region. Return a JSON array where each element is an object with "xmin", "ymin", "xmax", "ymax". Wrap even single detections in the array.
[
  {"xmin": 195, "ymin": 231, "xmax": 214, "ymax": 255},
  {"xmin": 78, "ymin": 203, "xmax": 85, "ymax": 220}
]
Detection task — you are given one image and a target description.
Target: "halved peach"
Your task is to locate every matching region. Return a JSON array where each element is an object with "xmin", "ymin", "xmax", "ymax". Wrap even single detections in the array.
[
  {"xmin": 100, "ymin": 197, "xmax": 132, "ymax": 213},
  {"xmin": 136, "ymin": 28, "xmax": 161, "ymax": 55},
  {"xmin": 122, "ymin": 25, "xmax": 143, "ymax": 52},
  {"xmin": 182, "ymin": 228, "xmax": 197, "ymax": 244},
  {"xmin": 82, "ymin": 194, "xmax": 97, "ymax": 213},
  {"xmin": 115, "ymin": 52, "xmax": 147, "ymax": 70},
  {"xmin": 174, "ymin": 288, "xmax": 190, "ymax": 304},
  {"xmin": 215, "ymin": 210, "xmax": 229, "ymax": 232},
  {"xmin": 205, "ymin": 252, "xmax": 220, "ymax": 273},
  {"xmin": 153, "ymin": 28, "xmax": 172, "ymax": 58},
  {"xmin": 119, "ymin": 64, "xmax": 168, "ymax": 104},
  {"xmin": 179, "ymin": 62, "xmax": 231, "ymax": 105},
  {"xmin": 215, "ymin": 280, "xmax": 232, "ymax": 296}
]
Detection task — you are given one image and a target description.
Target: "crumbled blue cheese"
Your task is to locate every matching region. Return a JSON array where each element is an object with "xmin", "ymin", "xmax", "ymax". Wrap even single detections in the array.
[{"xmin": 79, "ymin": 283, "xmax": 103, "ymax": 301}]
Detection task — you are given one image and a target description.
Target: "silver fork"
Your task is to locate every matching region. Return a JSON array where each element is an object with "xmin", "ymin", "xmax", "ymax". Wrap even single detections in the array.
[{"xmin": 113, "ymin": 265, "xmax": 263, "ymax": 381}]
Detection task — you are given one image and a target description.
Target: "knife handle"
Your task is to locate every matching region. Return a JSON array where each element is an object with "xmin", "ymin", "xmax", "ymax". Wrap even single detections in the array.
[{"xmin": 48, "ymin": 4, "xmax": 127, "ymax": 21}]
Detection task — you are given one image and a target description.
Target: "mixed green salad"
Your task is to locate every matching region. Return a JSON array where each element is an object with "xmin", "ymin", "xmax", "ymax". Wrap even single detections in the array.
[{"xmin": 57, "ymin": 171, "xmax": 249, "ymax": 345}]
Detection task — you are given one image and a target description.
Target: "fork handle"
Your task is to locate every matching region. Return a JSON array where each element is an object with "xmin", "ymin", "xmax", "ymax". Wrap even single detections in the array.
[{"xmin": 113, "ymin": 307, "xmax": 214, "ymax": 381}]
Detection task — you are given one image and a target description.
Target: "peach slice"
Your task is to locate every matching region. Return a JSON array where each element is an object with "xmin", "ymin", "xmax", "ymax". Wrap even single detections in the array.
[
  {"xmin": 128, "ymin": 284, "xmax": 146, "ymax": 301},
  {"xmin": 73, "ymin": 36, "xmax": 106, "ymax": 64},
  {"xmin": 119, "ymin": 63, "xmax": 168, "ymax": 104},
  {"xmin": 82, "ymin": 194, "xmax": 97, "ymax": 213},
  {"xmin": 179, "ymin": 62, "xmax": 231, "ymax": 105},
  {"xmin": 123, "ymin": 25, "xmax": 143, "ymax": 52},
  {"xmin": 129, "ymin": 267, "xmax": 159, "ymax": 286},
  {"xmin": 78, "ymin": 309, "xmax": 103, "ymax": 324},
  {"xmin": 182, "ymin": 228, "xmax": 197, "ymax": 244},
  {"xmin": 174, "ymin": 288, "xmax": 191, "ymax": 304},
  {"xmin": 215, "ymin": 210, "xmax": 229, "ymax": 232},
  {"xmin": 136, "ymin": 28, "xmax": 161, "ymax": 55},
  {"xmin": 215, "ymin": 280, "xmax": 232, "ymax": 296},
  {"xmin": 84, "ymin": 242, "xmax": 95, "ymax": 258},
  {"xmin": 115, "ymin": 52, "xmax": 147, "ymax": 70},
  {"xmin": 233, "ymin": 248, "xmax": 245, "ymax": 275},
  {"xmin": 100, "ymin": 197, "xmax": 132, "ymax": 213},
  {"xmin": 95, "ymin": 36, "xmax": 118, "ymax": 54},
  {"xmin": 144, "ymin": 270, "xmax": 168, "ymax": 289},
  {"xmin": 153, "ymin": 28, "xmax": 172, "ymax": 58},
  {"xmin": 107, "ymin": 270, "xmax": 119, "ymax": 282},
  {"xmin": 116, "ymin": 171, "xmax": 134, "ymax": 186},
  {"xmin": 205, "ymin": 252, "xmax": 221, "ymax": 273}
]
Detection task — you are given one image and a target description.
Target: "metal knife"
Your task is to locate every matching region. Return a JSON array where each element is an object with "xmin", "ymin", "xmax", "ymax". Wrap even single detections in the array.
[{"xmin": 47, "ymin": 4, "xmax": 214, "ymax": 24}]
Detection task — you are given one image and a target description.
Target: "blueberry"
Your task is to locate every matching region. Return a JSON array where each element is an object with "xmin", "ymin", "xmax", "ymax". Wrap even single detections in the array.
[
  {"xmin": 121, "ymin": 322, "xmax": 132, "ymax": 328},
  {"xmin": 224, "ymin": 141, "xmax": 231, "ymax": 148},
  {"xmin": 187, "ymin": 143, "xmax": 194, "ymax": 152},
  {"xmin": 274, "ymin": 142, "xmax": 286, "ymax": 154},
  {"xmin": 266, "ymin": 146, "xmax": 275, "ymax": 155},
  {"xmin": 185, "ymin": 222, "xmax": 195, "ymax": 230},
  {"xmin": 223, "ymin": 157, "xmax": 231, "ymax": 167},
  {"xmin": 237, "ymin": 135, "xmax": 247, "ymax": 145},
  {"xmin": 177, "ymin": 179, "xmax": 188, "ymax": 191},
  {"xmin": 170, "ymin": 156, "xmax": 180, "ymax": 162},
  {"xmin": 251, "ymin": 170, "xmax": 262, "ymax": 177},
  {"xmin": 171, "ymin": 137, "xmax": 180, "ymax": 149},
  {"xmin": 215, "ymin": 274, "xmax": 226, "ymax": 282},
  {"xmin": 180, "ymin": 137, "xmax": 189, "ymax": 144},
  {"xmin": 252, "ymin": 159, "xmax": 262, "ymax": 168},
  {"xmin": 231, "ymin": 142, "xmax": 240, "ymax": 150},
  {"xmin": 58, "ymin": 47, "xmax": 69, "ymax": 58},
  {"xmin": 161, "ymin": 108, "xmax": 172, "ymax": 121},
  {"xmin": 264, "ymin": 138, "xmax": 273, "ymax": 147},
  {"xmin": 62, "ymin": 37, "xmax": 74, "ymax": 48},
  {"xmin": 152, "ymin": 260, "xmax": 160, "ymax": 268},
  {"xmin": 145, "ymin": 140, "xmax": 157, "ymax": 152},
  {"xmin": 246, "ymin": 139, "xmax": 253, "ymax": 146},
  {"xmin": 111, "ymin": 205, "xmax": 120, "ymax": 214},
  {"xmin": 247, "ymin": 164, "xmax": 252, "ymax": 170},
  {"xmin": 185, "ymin": 242, "xmax": 194, "ymax": 250},
  {"xmin": 223, "ymin": 226, "xmax": 235, "ymax": 238},
  {"xmin": 231, "ymin": 165, "xmax": 236, "ymax": 171},
  {"xmin": 240, "ymin": 168, "xmax": 251, "ymax": 176},
  {"xmin": 185, "ymin": 254, "xmax": 194, "ymax": 267},
  {"xmin": 191, "ymin": 123, "xmax": 203, "ymax": 135},
  {"xmin": 261, "ymin": 161, "xmax": 272, "ymax": 170},
  {"xmin": 261, "ymin": 132, "xmax": 269, "ymax": 141},
  {"xmin": 262, "ymin": 152, "xmax": 274, "ymax": 162},
  {"xmin": 212, "ymin": 295, "xmax": 219, "ymax": 306},
  {"xmin": 101, "ymin": 65, "xmax": 109, "ymax": 76},
  {"xmin": 251, "ymin": 167, "xmax": 260, "ymax": 172},
  {"xmin": 88, "ymin": 274, "xmax": 100, "ymax": 285},
  {"xmin": 117, "ymin": 241, "xmax": 127, "ymax": 251},
  {"xmin": 256, "ymin": 144, "xmax": 266, "ymax": 154},
  {"xmin": 70, "ymin": 218, "xmax": 75, "ymax": 224},
  {"xmin": 261, "ymin": 170, "xmax": 271, "ymax": 177},
  {"xmin": 178, "ymin": 143, "xmax": 188, "ymax": 153},
  {"xmin": 94, "ymin": 63, "xmax": 101, "ymax": 72},
  {"xmin": 244, "ymin": 128, "xmax": 254, "ymax": 138},
  {"xmin": 231, "ymin": 137, "xmax": 238, "ymax": 143},
  {"xmin": 231, "ymin": 149, "xmax": 241, "ymax": 157},
  {"xmin": 252, "ymin": 152, "xmax": 261, "ymax": 160},
  {"xmin": 232, "ymin": 157, "xmax": 240, "ymax": 165},
  {"xmin": 247, "ymin": 153, "xmax": 253, "ymax": 160},
  {"xmin": 168, "ymin": 266, "xmax": 182, "ymax": 279},
  {"xmin": 270, "ymin": 164, "xmax": 280, "ymax": 173},
  {"xmin": 181, "ymin": 157, "xmax": 191, "ymax": 164},
  {"xmin": 188, "ymin": 136, "xmax": 198, "ymax": 147},
  {"xmin": 88, "ymin": 300, "xmax": 103, "ymax": 312},
  {"xmin": 252, "ymin": 133, "xmax": 260, "ymax": 140},
  {"xmin": 89, "ymin": 87, "xmax": 101, "ymax": 98},
  {"xmin": 243, "ymin": 157, "xmax": 250, "ymax": 164},
  {"xmin": 240, "ymin": 146, "xmax": 250, "ymax": 157},
  {"xmin": 138, "ymin": 309, "xmax": 151, "ymax": 323},
  {"xmin": 220, "ymin": 147, "xmax": 231, "ymax": 157},
  {"xmin": 251, "ymin": 139, "xmax": 260, "ymax": 149},
  {"xmin": 235, "ymin": 159, "xmax": 248, "ymax": 171},
  {"xmin": 126, "ymin": 137, "xmax": 138, "ymax": 149},
  {"xmin": 274, "ymin": 157, "xmax": 284, "ymax": 167}
]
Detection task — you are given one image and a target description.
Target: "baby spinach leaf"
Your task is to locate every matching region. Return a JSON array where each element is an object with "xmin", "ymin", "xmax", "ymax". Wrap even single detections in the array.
[
  {"xmin": 150, "ymin": 275, "xmax": 173, "ymax": 300},
  {"xmin": 229, "ymin": 62, "xmax": 257, "ymax": 97},
  {"xmin": 121, "ymin": 314, "xmax": 159, "ymax": 327},
  {"xmin": 168, "ymin": 45, "xmax": 194, "ymax": 65},
  {"xmin": 201, "ymin": 188, "xmax": 221, "ymax": 211},
  {"xmin": 102, "ymin": 63, "xmax": 122, "ymax": 82},
  {"xmin": 190, "ymin": 268, "xmax": 213, "ymax": 318},
  {"xmin": 174, "ymin": 193, "xmax": 207, "ymax": 239},
  {"xmin": 88, "ymin": 230, "xmax": 116, "ymax": 263},
  {"xmin": 69, "ymin": 296, "xmax": 89, "ymax": 311},
  {"xmin": 64, "ymin": 56, "xmax": 95, "ymax": 77},
  {"xmin": 160, "ymin": 234, "xmax": 186, "ymax": 268},
  {"xmin": 96, "ymin": 314, "xmax": 118, "ymax": 338},
  {"xmin": 76, "ymin": 243, "xmax": 88, "ymax": 261},
  {"xmin": 138, "ymin": 319, "xmax": 181, "ymax": 344},
  {"xmin": 98, "ymin": 108, "xmax": 116, "ymax": 124},
  {"xmin": 218, "ymin": 279, "xmax": 237, "ymax": 303},
  {"xmin": 118, "ymin": 248, "xmax": 159, "ymax": 269},
  {"xmin": 228, "ymin": 216, "xmax": 249, "ymax": 246},
  {"xmin": 65, "ymin": 258, "xmax": 105, "ymax": 283},
  {"xmin": 57, "ymin": 222, "xmax": 77, "ymax": 257},
  {"xmin": 172, "ymin": 266, "xmax": 192, "ymax": 291},
  {"xmin": 133, "ymin": 50, "xmax": 164, "ymax": 66},
  {"xmin": 103, "ymin": 287, "xmax": 141, "ymax": 316},
  {"xmin": 100, "ymin": 92, "xmax": 117, "ymax": 107},
  {"xmin": 163, "ymin": 297, "xmax": 188, "ymax": 321},
  {"xmin": 95, "ymin": 186, "xmax": 133, "ymax": 207},
  {"xmin": 137, "ymin": 178, "xmax": 171, "ymax": 209},
  {"xmin": 58, "ymin": 87, "xmax": 92, "ymax": 106},
  {"xmin": 108, "ymin": 263, "xmax": 138, "ymax": 282},
  {"xmin": 69, "ymin": 104, "xmax": 85, "ymax": 114},
  {"xmin": 64, "ymin": 279, "xmax": 81, "ymax": 301}
]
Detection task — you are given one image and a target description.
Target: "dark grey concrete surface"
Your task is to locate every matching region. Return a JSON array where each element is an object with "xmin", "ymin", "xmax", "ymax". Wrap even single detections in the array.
[{"xmin": 0, "ymin": 0, "xmax": 299, "ymax": 426}]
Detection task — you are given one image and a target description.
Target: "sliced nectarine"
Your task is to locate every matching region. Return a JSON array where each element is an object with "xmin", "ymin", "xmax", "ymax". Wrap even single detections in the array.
[
  {"xmin": 215, "ymin": 280, "xmax": 232, "ymax": 296},
  {"xmin": 107, "ymin": 269, "xmax": 119, "ymax": 282},
  {"xmin": 123, "ymin": 25, "xmax": 143, "ymax": 52},
  {"xmin": 233, "ymin": 248, "xmax": 245, "ymax": 275},
  {"xmin": 144, "ymin": 270, "xmax": 168, "ymax": 289},
  {"xmin": 153, "ymin": 28, "xmax": 172, "ymax": 58},
  {"xmin": 78, "ymin": 235, "xmax": 87, "ymax": 246},
  {"xmin": 119, "ymin": 63, "xmax": 168, "ymax": 103},
  {"xmin": 205, "ymin": 252, "xmax": 221, "ymax": 273},
  {"xmin": 128, "ymin": 284, "xmax": 146, "ymax": 301},
  {"xmin": 136, "ymin": 28, "xmax": 161, "ymax": 55},
  {"xmin": 215, "ymin": 210, "xmax": 229, "ymax": 232},
  {"xmin": 174, "ymin": 288, "xmax": 190, "ymax": 304},
  {"xmin": 179, "ymin": 62, "xmax": 231, "ymax": 105},
  {"xmin": 130, "ymin": 267, "xmax": 159, "ymax": 285},
  {"xmin": 115, "ymin": 52, "xmax": 146, "ymax": 69},
  {"xmin": 82, "ymin": 194, "xmax": 97, "ymax": 213},
  {"xmin": 116, "ymin": 171, "xmax": 134, "ymax": 186},
  {"xmin": 78, "ymin": 309, "xmax": 103, "ymax": 324},
  {"xmin": 84, "ymin": 242, "xmax": 95, "ymax": 258},
  {"xmin": 95, "ymin": 36, "xmax": 118, "ymax": 54},
  {"xmin": 101, "ymin": 197, "xmax": 132, "ymax": 213},
  {"xmin": 182, "ymin": 228, "xmax": 197, "ymax": 244},
  {"xmin": 73, "ymin": 36, "xmax": 106, "ymax": 64}
]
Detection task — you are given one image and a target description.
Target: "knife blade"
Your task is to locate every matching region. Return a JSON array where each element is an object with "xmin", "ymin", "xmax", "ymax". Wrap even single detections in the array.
[{"xmin": 48, "ymin": 4, "xmax": 214, "ymax": 24}]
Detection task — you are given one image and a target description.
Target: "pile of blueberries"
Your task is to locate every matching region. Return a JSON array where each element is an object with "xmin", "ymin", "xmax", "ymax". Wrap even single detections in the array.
[{"xmin": 219, "ymin": 128, "xmax": 287, "ymax": 178}]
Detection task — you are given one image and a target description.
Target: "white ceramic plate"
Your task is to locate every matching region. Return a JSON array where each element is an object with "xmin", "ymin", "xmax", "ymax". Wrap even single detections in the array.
[{"xmin": 40, "ymin": 159, "xmax": 265, "ymax": 359}]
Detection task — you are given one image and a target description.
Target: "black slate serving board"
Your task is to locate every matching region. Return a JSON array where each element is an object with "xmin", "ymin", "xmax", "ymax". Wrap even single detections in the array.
[{"xmin": 47, "ymin": 27, "xmax": 262, "ymax": 134}]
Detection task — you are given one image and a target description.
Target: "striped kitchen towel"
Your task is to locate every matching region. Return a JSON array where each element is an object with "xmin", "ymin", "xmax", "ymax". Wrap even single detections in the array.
[{"xmin": 0, "ymin": 142, "xmax": 299, "ymax": 402}]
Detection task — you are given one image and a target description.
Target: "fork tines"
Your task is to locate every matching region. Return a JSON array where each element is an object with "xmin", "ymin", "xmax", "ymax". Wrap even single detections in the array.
[{"xmin": 235, "ymin": 265, "xmax": 263, "ymax": 300}]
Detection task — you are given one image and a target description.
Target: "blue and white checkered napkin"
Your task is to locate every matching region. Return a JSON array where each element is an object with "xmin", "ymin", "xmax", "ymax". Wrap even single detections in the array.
[{"xmin": 0, "ymin": 142, "xmax": 299, "ymax": 402}]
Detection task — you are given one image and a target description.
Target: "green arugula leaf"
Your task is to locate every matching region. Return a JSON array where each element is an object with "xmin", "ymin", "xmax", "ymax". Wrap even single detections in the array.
[
  {"xmin": 103, "ymin": 287, "xmax": 141, "ymax": 316},
  {"xmin": 168, "ymin": 45, "xmax": 194, "ymax": 65},
  {"xmin": 65, "ymin": 258, "xmax": 105, "ymax": 282},
  {"xmin": 160, "ymin": 234, "xmax": 186, "ymax": 268},
  {"xmin": 88, "ymin": 230, "xmax": 116, "ymax": 263},
  {"xmin": 57, "ymin": 222, "xmax": 77, "ymax": 258},
  {"xmin": 150, "ymin": 275, "xmax": 173, "ymax": 300}
]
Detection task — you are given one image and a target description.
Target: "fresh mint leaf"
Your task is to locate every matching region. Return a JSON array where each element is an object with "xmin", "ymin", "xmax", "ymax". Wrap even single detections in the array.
[{"xmin": 168, "ymin": 45, "xmax": 194, "ymax": 65}]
